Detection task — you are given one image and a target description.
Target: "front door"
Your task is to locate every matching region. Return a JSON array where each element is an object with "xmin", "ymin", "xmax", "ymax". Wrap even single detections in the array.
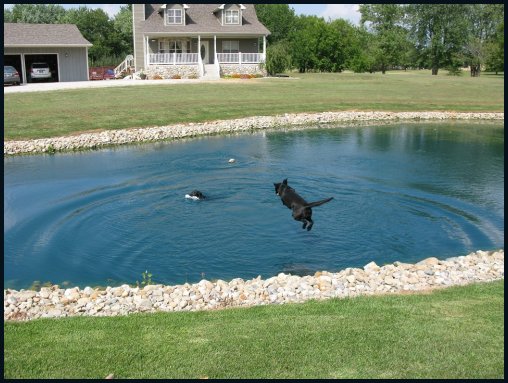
[{"xmin": 200, "ymin": 41, "xmax": 209, "ymax": 64}]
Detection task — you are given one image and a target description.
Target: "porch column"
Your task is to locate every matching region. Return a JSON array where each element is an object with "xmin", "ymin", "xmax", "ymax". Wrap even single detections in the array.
[
  {"xmin": 197, "ymin": 35, "xmax": 202, "ymax": 77},
  {"xmin": 144, "ymin": 36, "xmax": 149, "ymax": 68},
  {"xmin": 263, "ymin": 35, "xmax": 266, "ymax": 61},
  {"xmin": 214, "ymin": 35, "xmax": 216, "ymax": 64}
]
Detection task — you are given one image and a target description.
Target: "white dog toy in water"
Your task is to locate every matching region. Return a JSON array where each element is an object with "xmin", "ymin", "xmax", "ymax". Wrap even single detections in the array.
[
  {"xmin": 185, "ymin": 190, "xmax": 206, "ymax": 200},
  {"xmin": 228, "ymin": 158, "xmax": 236, "ymax": 163}
]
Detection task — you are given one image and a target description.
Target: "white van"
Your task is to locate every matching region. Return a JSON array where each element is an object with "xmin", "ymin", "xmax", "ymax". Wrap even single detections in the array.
[{"xmin": 30, "ymin": 62, "xmax": 52, "ymax": 80}]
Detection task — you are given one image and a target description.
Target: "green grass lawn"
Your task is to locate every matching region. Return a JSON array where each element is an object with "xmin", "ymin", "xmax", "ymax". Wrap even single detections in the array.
[
  {"xmin": 4, "ymin": 70, "xmax": 504, "ymax": 140},
  {"xmin": 4, "ymin": 280, "xmax": 504, "ymax": 379}
]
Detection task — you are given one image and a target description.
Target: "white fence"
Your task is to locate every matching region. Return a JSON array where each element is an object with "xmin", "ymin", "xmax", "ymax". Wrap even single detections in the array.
[
  {"xmin": 217, "ymin": 53, "xmax": 263, "ymax": 64},
  {"xmin": 148, "ymin": 53, "xmax": 199, "ymax": 65}
]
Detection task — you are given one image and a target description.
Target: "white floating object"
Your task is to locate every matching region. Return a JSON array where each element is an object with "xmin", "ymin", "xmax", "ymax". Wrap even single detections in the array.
[
  {"xmin": 228, "ymin": 158, "xmax": 236, "ymax": 163},
  {"xmin": 185, "ymin": 194, "xmax": 200, "ymax": 200}
]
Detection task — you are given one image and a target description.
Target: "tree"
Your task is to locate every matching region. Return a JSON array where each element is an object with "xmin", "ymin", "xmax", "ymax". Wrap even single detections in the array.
[
  {"xmin": 464, "ymin": 4, "xmax": 504, "ymax": 76},
  {"xmin": 347, "ymin": 27, "xmax": 378, "ymax": 73},
  {"xmin": 60, "ymin": 7, "xmax": 116, "ymax": 65},
  {"xmin": 484, "ymin": 21, "xmax": 504, "ymax": 74},
  {"xmin": 406, "ymin": 4, "xmax": 470, "ymax": 75},
  {"xmin": 254, "ymin": 4, "xmax": 297, "ymax": 45},
  {"xmin": 4, "ymin": 8, "xmax": 14, "ymax": 22},
  {"xmin": 360, "ymin": 4, "xmax": 409, "ymax": 74},
  {"xmin": 113, "ymin": 5, "xmax": 134, "ymax": 55},
  {"xmin": 290, "ymin": 16, "xmax": 328, "ymax": 73},
  {"xmin": 8, "ymin": 4, "xmax": 66, "ymax": 24},
  {"xmin": 326, "ymin": 19, "xmax": 358, "ymax": 72}
]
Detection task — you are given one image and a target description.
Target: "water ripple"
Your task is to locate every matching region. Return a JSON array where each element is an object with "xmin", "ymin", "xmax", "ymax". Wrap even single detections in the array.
[{"xmin": 4, "ymin": 123, "xmax": 504, "ymax": 289}]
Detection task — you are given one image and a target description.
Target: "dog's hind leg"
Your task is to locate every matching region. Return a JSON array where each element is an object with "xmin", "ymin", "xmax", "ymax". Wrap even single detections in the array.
[{"xmin": 306, "ymin": 218, "xmax": 313, "ymax": 231}]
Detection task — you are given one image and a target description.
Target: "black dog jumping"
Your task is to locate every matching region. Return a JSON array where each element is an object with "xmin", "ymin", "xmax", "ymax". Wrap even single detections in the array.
[{"xmin": 274, "ymin": 179, "xmax": 333, "ymax": 231}]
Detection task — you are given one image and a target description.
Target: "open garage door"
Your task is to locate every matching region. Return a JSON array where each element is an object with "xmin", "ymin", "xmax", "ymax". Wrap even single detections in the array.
[
  {"xmin": 4, "ymin": 55, "xmax": 24, "ymax": 83},
  {"xmin": 24, "ymin": 53, "xmax": 59, "ymax": 83}
]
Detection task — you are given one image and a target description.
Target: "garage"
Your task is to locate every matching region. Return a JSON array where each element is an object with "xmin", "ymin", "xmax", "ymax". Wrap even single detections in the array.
[
  {"xmin": 24, "ymin": 54, "xmax": 59, "ymax": 83},
  {"xmin": 4, "ymin": 23, "xmax": 92, "ymax": 84}
]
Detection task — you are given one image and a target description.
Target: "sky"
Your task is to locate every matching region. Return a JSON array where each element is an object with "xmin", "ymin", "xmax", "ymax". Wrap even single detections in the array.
[{"xmin": 4, "ymin": 4, "xmax": 361, "ymax": 25}]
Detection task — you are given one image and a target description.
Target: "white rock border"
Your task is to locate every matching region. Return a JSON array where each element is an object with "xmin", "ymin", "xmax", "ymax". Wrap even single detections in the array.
[
  {"xmin": 4, "ymin": 111, "xmax": 504, "ymax": 155},
  {"xmin": 4, "ymin": 249, "xmax": 503, "ymax": 321}
]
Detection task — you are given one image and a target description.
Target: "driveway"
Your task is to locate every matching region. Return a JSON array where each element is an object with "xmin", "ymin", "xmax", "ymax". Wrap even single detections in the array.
[{"xmin": 3, "ymin": 78, "xmax": 224, "ymax": 94}]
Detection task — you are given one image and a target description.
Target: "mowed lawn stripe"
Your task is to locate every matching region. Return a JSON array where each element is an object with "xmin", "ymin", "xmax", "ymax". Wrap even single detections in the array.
[{"xmin": 4, "ymin": 71, "xmax": 504, "ymax": 140}]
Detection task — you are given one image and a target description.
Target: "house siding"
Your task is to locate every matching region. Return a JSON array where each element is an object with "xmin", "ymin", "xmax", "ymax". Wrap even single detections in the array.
[
  {"xmin": 4, "ymin": 46, "xmax": 88, "ymax": 82},
  {"xmin": 133, "ymin": 4, "xmax": 146, "ymax": 71}
]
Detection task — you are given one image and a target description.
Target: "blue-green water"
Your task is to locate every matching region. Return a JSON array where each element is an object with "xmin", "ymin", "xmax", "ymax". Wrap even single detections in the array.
[{"xmin": 4, "ymin": 122, "xmax": 504, "ymax": 290}]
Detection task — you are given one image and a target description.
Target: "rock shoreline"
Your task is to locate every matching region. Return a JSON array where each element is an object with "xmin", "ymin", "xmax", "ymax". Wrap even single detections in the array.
[
  {"xmin": 4, "ymin": 249, "xmax": 504, "ymax": 322},
  {"xmin": 4, "ymin": 111, "xmax": 504, "ymax": 156}
]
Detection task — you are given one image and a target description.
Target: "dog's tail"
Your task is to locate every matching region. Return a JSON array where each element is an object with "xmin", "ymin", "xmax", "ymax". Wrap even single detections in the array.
[{"xmin": 305, "ymin": 197, "xmax": 333, "ymax": 208}]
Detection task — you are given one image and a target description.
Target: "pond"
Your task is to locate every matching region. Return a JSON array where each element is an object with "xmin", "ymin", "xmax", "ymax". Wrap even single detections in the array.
[{"xmin": 4, "ymin": 122, "xmax": 504, "ymax": 290}]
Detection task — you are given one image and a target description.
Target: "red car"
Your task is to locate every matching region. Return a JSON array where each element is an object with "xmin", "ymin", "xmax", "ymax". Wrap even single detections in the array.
[
  {"xmin": 89, "ymin": 67, "xmax": 116, "ymax": 80},
  {"xmin": 103, "ymin": 68, "xmax": 116, "ymax": 80}
]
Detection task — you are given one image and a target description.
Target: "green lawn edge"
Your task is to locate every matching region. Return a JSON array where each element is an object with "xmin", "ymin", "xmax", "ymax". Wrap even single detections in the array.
[
  {"xmin": 4, "ymin": 280, "xmax": 504, "ymax": 379},
  {"xmin": 4, "ymin": 71, "xmax": 504, "ymax": 141}
]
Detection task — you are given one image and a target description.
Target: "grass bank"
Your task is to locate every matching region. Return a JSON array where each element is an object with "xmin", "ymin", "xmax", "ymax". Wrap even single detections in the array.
[
  {"xmin": 4, "ymin": 71, "xmax": 504, "ymax": 140},
  {"xmin": 4, "ymin": 280, "xmax": 504, "ymax": 379}
]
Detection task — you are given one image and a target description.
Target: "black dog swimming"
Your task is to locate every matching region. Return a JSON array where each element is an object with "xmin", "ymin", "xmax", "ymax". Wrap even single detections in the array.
[
  {"xmin": 274, "ymin": 179, "xmax": 333, "ymax": 231},
  {"xmin": 185, "ymin": 190, "xmax": 206, "ymax": 200}
]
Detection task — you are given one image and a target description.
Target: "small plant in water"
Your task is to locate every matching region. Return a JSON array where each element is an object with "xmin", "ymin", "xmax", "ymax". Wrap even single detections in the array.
[
  {"xmin": 29, "ymin": 280, "xmax": 53, "ymax": 291},
  {"xmin": 136, "ymin": 270, "xmax": 153, "ymax": 288}
]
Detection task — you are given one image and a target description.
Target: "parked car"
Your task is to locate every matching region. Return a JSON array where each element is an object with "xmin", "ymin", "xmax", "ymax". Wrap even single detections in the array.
[
  {"xmin": 30, "ymin": 62, "xmax": 52, "ymax": 81},
  {"xmin": 103, "ymin": 68, "xmax": 116, "ymax": 80},
  {"xmin": 4, "ymin": 65, "xmax": 21, "ymax": 86},
  {"xmin": 89, "ymin": 68, "xmax": 103, "ymax": 80},
  {"xmin": 89, "ymin": 66, "xmax": 116, "ymax": 80}
]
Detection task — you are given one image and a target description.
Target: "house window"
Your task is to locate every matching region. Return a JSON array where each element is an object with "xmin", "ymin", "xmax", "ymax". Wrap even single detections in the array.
[
  {"xmin": 222, "ymin": 40, "xmax": 239, "ymax": 53},
  {"xmin": 169, "ymin": 40, "xmax": 183, "ymax": 53},
  {"xmin": 159, "ymin": 41, "xmax": 169, "ymax": 53},
  {"xmin": 225, "ymin": 10, "xmax": 239, "ymax": 24},
  {"xmin": 166, "ymin": 8, "xmax": 183, "ymax": 24},
  {"xmin": 159, "ymin": 40, "xmax": 188, "ymax": 54}
]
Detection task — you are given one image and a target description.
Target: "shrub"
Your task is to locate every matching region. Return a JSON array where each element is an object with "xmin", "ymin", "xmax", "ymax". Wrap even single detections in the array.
[
  {"xmin": 265, "ymin": 42, "xmax": 291, "ymax": 75},
  {"xmin": 171, "ymin": 74, "xmax": 182, "ymax": 79}
]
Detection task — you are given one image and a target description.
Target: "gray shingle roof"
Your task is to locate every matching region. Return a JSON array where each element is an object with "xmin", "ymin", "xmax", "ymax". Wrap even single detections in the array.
[
  {"xmin": 140, "ymin": 4, "xmax": 270, "ymax": 35},
  {"xmin": 4, "ymin": 23, "xmax": 92, "ymax": 47}
]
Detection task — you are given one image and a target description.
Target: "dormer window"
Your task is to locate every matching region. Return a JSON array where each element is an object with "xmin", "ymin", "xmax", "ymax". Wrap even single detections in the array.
[
  {"xmin": 166, "ymin": 8, "xmax": 183, "ymax": 24},
  {"xmin": 225, "ymin": 9, "xmax": 240, "ymax": 24}
]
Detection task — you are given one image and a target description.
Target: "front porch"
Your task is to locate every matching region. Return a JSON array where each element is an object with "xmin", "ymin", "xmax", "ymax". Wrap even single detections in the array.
[{"xmin": 142, "ymin": 35, "xmax": 267, "ymax": 79}]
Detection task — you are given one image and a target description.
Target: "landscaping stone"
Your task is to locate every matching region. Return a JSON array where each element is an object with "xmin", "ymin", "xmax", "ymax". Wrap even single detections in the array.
[
  {"xmin": 4, "ymin": 111, "xmax": 503, "ymax": 156},
  {"xmin": 3, "ymin": 249, "xmax": 503, "ymax": 322}
]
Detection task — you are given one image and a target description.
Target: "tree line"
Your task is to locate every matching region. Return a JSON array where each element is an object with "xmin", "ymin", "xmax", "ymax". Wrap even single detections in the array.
[
  {"xmin": 4, "ymin": 4, "xmax": 133, "ymax": 67},
  {"xmin": 4, "ymin": 4, "xmax": 504, "ymax": 75},
  {"xmin": 256, "ymin": 4, "xmax": 504, "ymax": 76}
]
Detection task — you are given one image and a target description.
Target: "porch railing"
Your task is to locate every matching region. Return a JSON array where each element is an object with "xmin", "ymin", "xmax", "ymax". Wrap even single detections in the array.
[
  {"xmin": 148, "ymin": 53, "xmax": 198, "ymax": 65},
  {"xmin": 217, "ymin": 53, "xmax": 264, "ymax": 64}
]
